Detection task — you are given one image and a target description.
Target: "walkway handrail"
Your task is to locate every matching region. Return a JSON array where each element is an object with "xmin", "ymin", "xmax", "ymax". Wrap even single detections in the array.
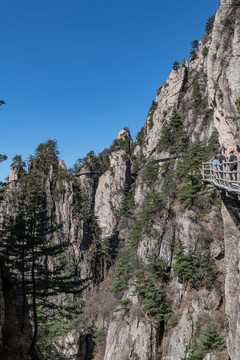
[{"xmin": 202, "ymin": 159, "xmax": 240, "ymax": 195}]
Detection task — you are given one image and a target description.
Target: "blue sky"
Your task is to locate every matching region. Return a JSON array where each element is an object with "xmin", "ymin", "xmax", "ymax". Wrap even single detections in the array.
[{"xmin": 1, "ymin": 0, "xmax": 219, "ymax": 181}]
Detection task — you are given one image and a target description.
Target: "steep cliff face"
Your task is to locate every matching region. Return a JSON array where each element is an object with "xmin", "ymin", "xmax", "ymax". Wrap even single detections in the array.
[
  {"xmin": 88, "ymin": 0, "xmax": 240, "ymax": 358},
  {"xmin": 1, "ymin": 0, "xmax": 240, "ymax": 359},
  {"xmin": 221, "ymin": 200, "xmax": 240, "ymax": 360}
]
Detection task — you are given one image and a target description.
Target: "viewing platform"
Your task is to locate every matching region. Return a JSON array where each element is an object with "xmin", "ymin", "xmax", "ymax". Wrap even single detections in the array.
[{"xmin": 202, "ymin": 159, "xmax": 240, "ymax": 197}]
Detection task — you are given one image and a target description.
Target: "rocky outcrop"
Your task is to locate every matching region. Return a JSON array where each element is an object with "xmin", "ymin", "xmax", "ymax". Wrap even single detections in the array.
[{"xmin": 94, "ymin": 129, "xmax": 132, "ymax": 239}]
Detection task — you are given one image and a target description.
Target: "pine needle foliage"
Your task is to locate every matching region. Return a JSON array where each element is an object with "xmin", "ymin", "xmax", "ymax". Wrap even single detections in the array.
[
  {"xmin": 172, "ymin": 61, "xmax": 180, "ymax": 70},
  {"xmin": 0, "ymin": 154, "xmax": 7, "ymax": 162},
  {"xmin": 176, "ymin": 130, "xmax": 219, "ymax": 206},
  {"xmin": 133, "ymin": 277, "xmax": 171, "ymax": 323},
  {"xmin": 31, "ymin": 139, "xmax": 59, "ymax": 174},
  {"xmin": 158, "ymin": 110, "xmax": 188, "ymax": 154},
  {"xmin": 147, "ymin": 100, "xmax": 158, "ymax": 129},
  {"xmin": 146, "ymin": 252, "xmax": 170, "ymax": 282},
  {"xmin": 93, "ymin": 327, "xmax": 105, "ymax": 345},
  {"xmin": 0, "ymin": 144, "xmax": 88, "ymax": 355},
  {"xmin": 135, "ymin": 126, "xmax": 146, "ymax": 147},
  {"xmin": 111, "ymin": 248, "xmax": 135, "ymax": 294},
  {"xmin": 202, "ymin": 46, "xmax": 209, "ymax": 57},
  {"xmin": 120, "ymin": 185, "xmax": 135, "ymax": 217},
  {"xmin": 173, "ymin": 241, "xmax": 216, "ymax": 288},
  {"xmin": 160, "ymin": 161, "xmax": 177, "ymax": 199},
  {"xmin": 142, "ymin": 160, "xmax": 159, "ymax": 186},
  {"xmin": 129, "ymin": 191, "xmax": 163, "ymax": 248},
  {"xmin": 205, "ymin": 15, "xmax": 215, "ymax": 34},
  {"xmin": 186, "ymin": 323, "xmax": 224, "ymax": 360}
]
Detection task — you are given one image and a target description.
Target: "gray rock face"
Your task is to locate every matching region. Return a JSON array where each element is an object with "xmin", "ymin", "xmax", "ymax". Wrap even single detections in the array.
[
  {"xmin": 207, "ymin": 0, "xmax": 240, "ymax": 153},
  {"xmin": 222, "ymin": 202, "xmax": 240, "ymax": 360},
  {"xmin": 94, "ymin": 130, "xmax": 130, "ymax": 239}
]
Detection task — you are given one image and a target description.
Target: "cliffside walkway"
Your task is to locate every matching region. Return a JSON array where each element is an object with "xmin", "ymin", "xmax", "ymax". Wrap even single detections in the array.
[{"xmin": 202, "ymin": 159, "xmax": 240, "ymax": 197}]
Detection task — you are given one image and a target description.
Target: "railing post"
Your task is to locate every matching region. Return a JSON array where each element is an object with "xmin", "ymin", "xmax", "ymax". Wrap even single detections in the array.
[
  {"xmin": 210, "ymin": 162, "xmax": 212, "ymax": 180},
  {"xmin": 221, "ymin": 161, "xmax": 225, "ymax": 185},
  {"xmin": 224, "ymin": 161, "xmax": 227, "ymax": 186}
]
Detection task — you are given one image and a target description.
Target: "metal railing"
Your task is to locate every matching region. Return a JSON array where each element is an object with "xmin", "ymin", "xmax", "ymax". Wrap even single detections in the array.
[{"xmin": 202, "ymin": 159, "xmax": 240, "ymax": 195}]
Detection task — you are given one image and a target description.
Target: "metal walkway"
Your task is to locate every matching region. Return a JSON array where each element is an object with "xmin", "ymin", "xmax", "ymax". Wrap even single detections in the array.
[{"xmin": 202, "ymin": 160, "xmax": 240, "ymax": 197}]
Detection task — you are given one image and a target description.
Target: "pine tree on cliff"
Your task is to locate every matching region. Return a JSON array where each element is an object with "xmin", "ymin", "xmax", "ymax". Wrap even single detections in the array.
[{"xmin": 0, "ymin": 141, "xmax": 86, "ymax": 356}]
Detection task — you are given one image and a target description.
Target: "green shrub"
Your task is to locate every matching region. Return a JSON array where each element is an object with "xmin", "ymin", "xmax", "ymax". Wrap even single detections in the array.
[
  {"xmin": 93, "ymin": 327, "xmax": 104, "ymax": 345},
  {"xmin": 0, "ymin": 154, "xmax": 7, "ymax": 163},
  {"xmin": 205, "ymin": 15, "xmax": 215, "ymax": 34},
  {"xmin": 132, "ymin": 352, "xmax": 140, "ymax": 360},
  {"xmin": 120, "ymin": 185, "xmax": 135, "ymax": 217},
  {"xmin": 190, "ymin": 75, "xmax": 211, "ymax": 117},
  {"xmin": 158, "ymin": 110, "xmax": 188, "ymax": 154},
  {"xmin": 169, "ymin": 110, "xmax": 183, "ymax": 128},
  {"xmin": 191, "ymin": 40, "xmax": 199, "ymax": 50},
  {"xmin": 192, "ymin": 82, "xmax": 203, "ymax": 109},
  {"xmin": 98, "ymin": 148, "xmax": 111, "ymax": 172},
  {"xmin": 133, "ymin": 278, "xmax": 171, "ymax": 323},
  {"xmin": 98, "ymin": 237, "xmax": 112, "ymax": 256},
  {"xmin": 186, "ymin": 323, "xmax": 224, "ymax": 360},
  {"xmin": 135, "ymin": 126, "xmax": 146, "ymax": 147},
  {"xmin": 52, "ymin": 183, "xmax": 66, "ymax": 200},
  {"xmin": 202, "ymin": 46, "xmax": 209, "ymax": 56},
  {"xmin": 38, "ymin": 297, "xmax": 84, "ymax": 356},
  {"xmin": 160, "ymin": 161, "xmax": 177, "ymax": 199},
  {"xmin": 84, "ymin": 209, "xmax": 100, "ymax": 238},
  {"xmin": 173, "ymin": 241, "xmax": 216, "ymax": 288},
  {"xmin": 32, "ymin": 139, "xmax": 59, "ymax": 173},
  {"xmin": 200, "ymin": 323, "xmax": 224, "ymax": 349},
  {"xmin": 172, "ymin": 61, "xmax": 180, "ymax": 70},
  {"xmin": 148, "ymin": 100, "xmax": 158, "ymax": 129},
  {"xmin": 111, "ymin": 248, "xmax": 135, "ymax": 294},
  {"xmin": 190, "ymin": 50, "xmax": 198, "ymax": 61},
  {"xmin": 176, "ymin": 132, "xmax": 219, "ymax": 207},
  {"xmin": 146, "ymin": 252, "xmax": 169, "ymax": 282},
  {"xmin": 169, "ymin": 313, "xmax": 178, "ymax": 327},
  {"xmin": 129, "ymin": 191, "xmax": 163, "ymax": 248},
  {"xmin": 187, "ymin": 343, "xmax": 204, "ymax": 360},
  {"xmin": 142, "ymin": 161, "xmax": 159, "ymax": 186},
  {"xmin": 131, "ymin": 153, "xmax": 146, "ymax": 173},
  {"xmin": 72, "ymin": 182, "xmax": 100, "ymax": 238},
  {"xmin": 129, "ymin": 220, "xmax": 145, "ymax": 249}
]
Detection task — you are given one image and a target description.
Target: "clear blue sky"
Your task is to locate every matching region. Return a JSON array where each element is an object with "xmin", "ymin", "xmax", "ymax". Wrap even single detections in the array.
[{"xmin": 1, "ymin": 0, "xmax": 219, "ymax": 181}]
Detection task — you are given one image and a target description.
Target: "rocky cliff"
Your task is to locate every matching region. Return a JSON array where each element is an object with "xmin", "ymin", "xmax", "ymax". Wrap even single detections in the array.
[{"xmin": 1, "ymin": 0, "xmax": 240, "ymax": 359}]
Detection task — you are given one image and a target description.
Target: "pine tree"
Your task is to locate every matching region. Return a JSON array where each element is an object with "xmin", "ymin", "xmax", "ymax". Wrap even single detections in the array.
[
  {"xmin": 177, "ymin": 141, "xmax": 209, "ymax": 206},
  {"xmin": 205, "ymin": 15, "xmax": 215, "ymax": 34},
  {"xmin": 172, "ymin": 61, "xmax": 180, "ymax": 70},
  {"xmin": 0, "ymin": 142, "xmax": 86, "ymax": 356}
]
